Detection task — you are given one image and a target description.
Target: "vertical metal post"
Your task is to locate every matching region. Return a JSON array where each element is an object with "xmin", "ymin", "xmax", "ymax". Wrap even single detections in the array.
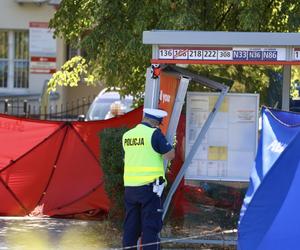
[
  {"xmin": 44, "ymin": 105, "xmax": 47, "ymax": 120},
  {"xmin": 23, "ymin": 100, "xmax": 27, "ymax": 115},
  {"xmin": 150, "ymin": 45, "xmax": 160, "ymax": 109},
  {"xmin": 164, "ymin": 76, "xmax": 190, "ymax": 170},
  {"xmin": 152, "ymin": 76, "xmax": 160, "ymax": 109},
  {"xmin": 4, "ymin": 99, "xmax": 8, "ymax": 114},
  {"xmin": 82, "ymin": 97, "xmax": 85, "ymax": 114},
  {"xmin": 11, "ymin": 98, "xmax": 14, "ymax": 115},
  {"xmin": 77, "ymin": 98, "xmax": 80, "ymax": 116},
  {"xmin": 163, "ymin": 87, "xmax": 229, "ymax": 220},
  {"xmin": 8, "ymin": 32, "xmax": 14, "ymax": 90},
  {"xmin": 28, "ymin": 105, "xmax": 31, "ymax": 118},
  {"xmin": 144, "ymin": 67, "xmax": 155, "ymax": 108},
  {"xmin": 144, "ymin": 67, "xmax": 161, "ymax": 109},
  {"xmin": 17, "ymin": 98, "xmax": 20, "ymax": 116},
  {"xmin": 282, "ymin": 65, "xmax": 291, "ymax": 111},
  {"xmin": 143, "ymin": 44, "xmax": 161, "ymax": 109},
  {"xmin": 55, "ymin": 105, "xmax": 58, "ymax": 118},
  {"xmin": 71, "ymin": 101, "xmax": 74, "ymax": 117},
  {"xmin": 87, "ymin": 96, "xmax": 91, "ymax": 114},
  {"xmin": 66, "ymin": 102, "xmax": 69, "ymax": 119}
]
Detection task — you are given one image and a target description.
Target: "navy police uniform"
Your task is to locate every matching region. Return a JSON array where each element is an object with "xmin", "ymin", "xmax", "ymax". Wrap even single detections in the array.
[{"xmin": 122, "ymin": 109, "xmax": 173, "ymax": 250}]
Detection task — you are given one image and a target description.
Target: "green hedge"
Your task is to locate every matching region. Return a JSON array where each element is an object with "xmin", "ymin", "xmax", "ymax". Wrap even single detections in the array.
[{"xmin": 99, "ymin": 127, "xmax": 129, "ymax": 221}]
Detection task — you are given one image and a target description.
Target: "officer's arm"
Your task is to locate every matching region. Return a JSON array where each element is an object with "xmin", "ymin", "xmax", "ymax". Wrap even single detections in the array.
[
  {"xmin": 152, "ymin": 129, "xmax": 175, "ymax": 160},
  {"xmin": 163, "ymin": 148, "xmax": 175, "ymax": 161}
]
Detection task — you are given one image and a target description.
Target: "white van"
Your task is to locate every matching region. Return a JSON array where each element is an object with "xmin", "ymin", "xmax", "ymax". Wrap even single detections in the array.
[{"xmin": 85, "ymin": 88, "xmax": 134, "ymax": 121}]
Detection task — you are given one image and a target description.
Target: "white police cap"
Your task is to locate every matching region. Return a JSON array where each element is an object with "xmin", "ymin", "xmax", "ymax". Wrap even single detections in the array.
[{"xmin": 143, "ymin": 108, "xmax": 168, "ymax": 123}]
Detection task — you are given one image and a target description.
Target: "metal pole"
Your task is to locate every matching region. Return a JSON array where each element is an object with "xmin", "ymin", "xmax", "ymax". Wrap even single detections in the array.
[
  {"xmin": 164, "ymin": 76, "xmax": 190, "ymax": 170},
  {"xmin": 82, "ymin": 98, "xmax": 85, "ymax": 114},
  {"xmin": 160, "ymin": 237, "xmax": 236, "ymax": 246},
  {"xmin": 151, "ymin": 45, "xmax": 160, "ymax": 108},
  {"xmin": 282, "ymin": 65, "xmax": 291, "ymax": 111},
  {"xmin": 49, "ymin": 105, "xmax": 52, "ymax": 119},
  {"xmin": 28, "ymin": 105, "xmax": 31, "ymax": 118},
  {"xmin": 17, "ymin": 98, "xmax": 20, "ymax": 116},
  {"xmin": 11, "ymin": 98, "xmax": 14, "ymax": 115},
  {"xmin": 144, "ymin": 67, "xmax": 154, "ymax": 108},
  {"xmin": 44, "ymin": 105, "xmax": 47, "ymax": 120},
  {"xmin": 4, "ymin": 99, "xmax": 8, "ymax": 114},
  {"xmin": 163, "ymin": 87, "xmax": 229, "ymax": 220},
  {"xmin": 23, "ymin": 100, "xmax": 27, "ymax": 115}
]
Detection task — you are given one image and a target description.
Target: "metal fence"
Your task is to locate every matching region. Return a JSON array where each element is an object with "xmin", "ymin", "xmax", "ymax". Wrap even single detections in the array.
[{"xmin": 0, "ymin": 95, "xmax": 96, "ymax": 121}]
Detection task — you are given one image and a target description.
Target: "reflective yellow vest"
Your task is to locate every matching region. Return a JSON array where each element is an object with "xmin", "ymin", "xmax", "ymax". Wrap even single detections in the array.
[{"xmin": 123, "ymin": 124, "xmax": 165, "ymax": 186}]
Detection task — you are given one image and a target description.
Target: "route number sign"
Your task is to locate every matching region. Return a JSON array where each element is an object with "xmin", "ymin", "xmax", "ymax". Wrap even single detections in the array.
[{"xmin": 158, "ymin": 47, "xmax": 290, "ymax": 62}]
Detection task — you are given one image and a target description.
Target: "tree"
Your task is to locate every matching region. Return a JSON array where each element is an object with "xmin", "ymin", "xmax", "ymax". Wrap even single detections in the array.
[{"xmin": 49, "ymin": 0, "xmax": 300, "ymax": 105}]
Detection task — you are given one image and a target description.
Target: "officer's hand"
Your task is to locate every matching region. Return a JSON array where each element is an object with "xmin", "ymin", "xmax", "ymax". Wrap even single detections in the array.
[
  {"xmin": 156, "ymin": 183, "xmax": 164, "ymax": 197},
  {"xmin": 172, "ymin": 135, "xmax": 177, "ymax": 148}
]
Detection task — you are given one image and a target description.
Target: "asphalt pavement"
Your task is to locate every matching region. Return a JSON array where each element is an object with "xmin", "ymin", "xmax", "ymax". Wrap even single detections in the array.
[{"xmin": 0, "ymin": 217, "xmax": 113, "ymax": 250}]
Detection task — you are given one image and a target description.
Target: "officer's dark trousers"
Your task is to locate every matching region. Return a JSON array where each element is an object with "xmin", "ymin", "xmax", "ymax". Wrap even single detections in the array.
[{"xmin": 123, "ymin": 184, "xmax": 163, "ymax": 250}]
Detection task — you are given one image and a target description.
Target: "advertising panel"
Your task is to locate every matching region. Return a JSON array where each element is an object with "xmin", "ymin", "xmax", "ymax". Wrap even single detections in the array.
[{"xmin": 158, "ymin": 72, "xmax": 180, "ymax": 135}]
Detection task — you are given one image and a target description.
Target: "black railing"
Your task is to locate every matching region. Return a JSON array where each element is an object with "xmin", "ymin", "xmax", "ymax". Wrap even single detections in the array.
[{"xmin": 0, "ymin": 95, "xmax": 95, "ymax": 121}]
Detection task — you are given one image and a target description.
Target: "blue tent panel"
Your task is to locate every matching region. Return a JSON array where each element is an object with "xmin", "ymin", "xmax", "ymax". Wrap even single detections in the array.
[{"xmin": 238, "ymin": 107, "xmax": 300, "ymax": 250}]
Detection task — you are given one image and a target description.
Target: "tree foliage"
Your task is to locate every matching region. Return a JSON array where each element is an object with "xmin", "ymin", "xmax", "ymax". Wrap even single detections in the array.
[
  {"xmin": 50, "ymin": 0, "xmax": 300, "ymax": 105},
  {"xmin": 47, "ymin": 56, "xmax": 94, "ymax": 93}
]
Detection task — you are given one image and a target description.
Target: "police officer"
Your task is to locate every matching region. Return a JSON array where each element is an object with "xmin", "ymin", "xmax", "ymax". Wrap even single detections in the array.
[{"xmin": 122, "ymin": 108, "xmax": 175, "ymax": 250}]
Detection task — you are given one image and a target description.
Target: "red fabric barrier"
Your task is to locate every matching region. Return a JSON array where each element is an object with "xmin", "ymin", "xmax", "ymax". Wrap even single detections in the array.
[
  {"xmin": 0, "ymin": 108, "xmax": 142, "ymax": 216},
  {"xmin": 0, "ymin": 109, "xmax": 239, "ymax": 218}
]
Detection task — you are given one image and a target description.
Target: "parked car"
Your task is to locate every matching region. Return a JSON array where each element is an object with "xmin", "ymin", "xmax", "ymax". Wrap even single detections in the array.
[
  {"xmin": 290, "ymin": 97, "xmax": 300, "ymax": 113},
  {"xmin": 84, "ymin": 88, "xmax": 134, "ymax": 121}
]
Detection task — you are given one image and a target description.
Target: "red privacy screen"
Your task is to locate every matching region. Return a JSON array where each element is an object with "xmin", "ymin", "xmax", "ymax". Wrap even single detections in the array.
[{"xmin": 0, "ymin": 108, "xmax": 142, "ymax": 216}]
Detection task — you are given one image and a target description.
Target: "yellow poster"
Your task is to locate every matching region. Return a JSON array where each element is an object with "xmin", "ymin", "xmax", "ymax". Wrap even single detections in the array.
[
  {"xmin": 208, "ymin": 146, "xmax": 228, "ymax": 161},
  {"xmin": 209, "ymin": 96, "xmax": 229, "ymax": 112}
]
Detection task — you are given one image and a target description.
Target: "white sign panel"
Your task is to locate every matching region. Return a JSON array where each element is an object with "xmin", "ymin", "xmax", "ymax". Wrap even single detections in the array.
[
  {"xmin": 29, "ymin": 22, "xmax": 56, "ymax": 56},
  {"xmin": 185, "ymin": 92, "xmax": 259, "ymax": 182},
  {"xmin": 29, "ymin": 22, "xmax": 56, "ymax": 74},
  {"xmin": 293, "ymin": 48, "xmax": 300, "ymax": 61}
]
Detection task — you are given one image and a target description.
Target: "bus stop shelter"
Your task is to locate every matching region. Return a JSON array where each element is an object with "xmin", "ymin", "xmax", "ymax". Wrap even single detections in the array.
[
  {"xmin": 143, "ymin": 30, "xmax": 300, "ymax": 111},
  {"xmin": 142, "ymin": 30, "xmax": 300, "ymax": 247}
]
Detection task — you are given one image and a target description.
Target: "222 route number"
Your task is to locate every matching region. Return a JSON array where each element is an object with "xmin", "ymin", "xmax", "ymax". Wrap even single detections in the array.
[{"xmin": 203, "ymin": 50, "xmax": 217, "ymax": 59}]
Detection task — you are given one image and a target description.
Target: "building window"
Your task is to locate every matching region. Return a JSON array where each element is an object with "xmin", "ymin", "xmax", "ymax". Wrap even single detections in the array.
[
  {"xmin": 0, "ymin": 30, "xmax": 29, "ymax": 90},
  {"xmin": 0, "ymin": 31, "xmax": 8, "ymax": 88},
  {"xmin": 14, "ymin": 31, "xmax": 29, "ymax": 88},
  {"xmin": 66, "ymin": 43, "xmax": 87, "ymax": 61},
  {"xmin": 66, "ymin": 44, "xmax": 80, "ymax": 60}
]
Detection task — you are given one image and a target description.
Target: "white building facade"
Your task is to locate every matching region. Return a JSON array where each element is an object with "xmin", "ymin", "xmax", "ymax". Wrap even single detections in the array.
[
  {"xmin": 0, "ymin": 0, "xmax": 65, "ymax": 97},
  {"xmin": 0, "ymin": 0, "xmax": 102, "ymax": 117}
]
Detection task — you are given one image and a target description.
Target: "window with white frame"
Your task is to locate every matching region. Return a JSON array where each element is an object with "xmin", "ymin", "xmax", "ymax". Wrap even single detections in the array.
[
  {"xmin": 0, "ymin": 30, "xmax": 29, "ymax": 89},
  {"xmin": 0, "ymin": 32, "xmax": 8, "ymax": 88}
]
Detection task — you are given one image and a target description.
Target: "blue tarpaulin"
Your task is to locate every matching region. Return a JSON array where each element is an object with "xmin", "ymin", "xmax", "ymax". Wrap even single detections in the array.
[{"xmin": 238, "ymin": 107, "xmax": 300, "ymax": 250}]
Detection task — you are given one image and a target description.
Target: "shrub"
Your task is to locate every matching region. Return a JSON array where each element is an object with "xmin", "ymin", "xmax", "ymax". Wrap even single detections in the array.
[{"xmin": 99, "ymin": 127, "xmax": 129, "ymax": 221}]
